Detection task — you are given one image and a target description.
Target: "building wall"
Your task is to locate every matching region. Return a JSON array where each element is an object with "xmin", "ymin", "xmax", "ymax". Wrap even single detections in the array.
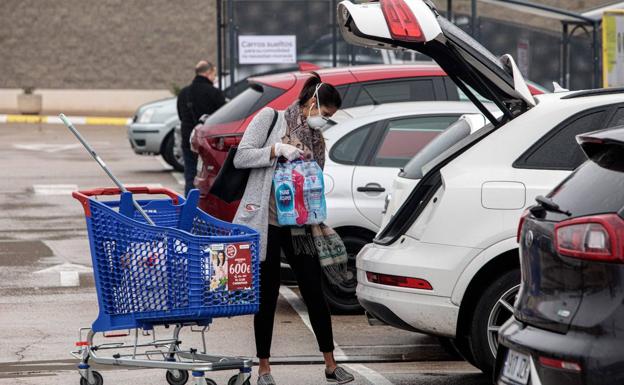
[
  {"xmin": 0, "ymin": 0, "xmax": 615, "ymax": 96},
  {"xmin": 0, "ymin": 0, "xmax": 217, "ymax": 90}
]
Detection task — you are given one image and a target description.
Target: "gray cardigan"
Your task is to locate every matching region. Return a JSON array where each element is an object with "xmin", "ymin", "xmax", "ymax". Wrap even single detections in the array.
[{"xmin": 232, "ymin": 107, "xmax": 287, "ymax": 261}]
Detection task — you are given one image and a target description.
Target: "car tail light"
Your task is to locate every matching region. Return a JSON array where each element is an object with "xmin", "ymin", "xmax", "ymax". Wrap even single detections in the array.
[
  {"xmin": 380, "ymin": 0, "xmax": 425, "ymax": 42},
  {"xmin": 555, "ymin": 214, "xmax": 624, "ymax": 263},
  {"xmin": 517, "ymin": 209, "xmax": 530, "ymax": 243},
  {"xmin": 207, "ymin": 134, "xmax": 243, "ymax": 152},
  {"xmin": 539, "ymin": 356, "xmax": 582, "ymax": 372},
  {"xmin": 366, "ymin": 271, "xmax": 432, "ymax": 290}
]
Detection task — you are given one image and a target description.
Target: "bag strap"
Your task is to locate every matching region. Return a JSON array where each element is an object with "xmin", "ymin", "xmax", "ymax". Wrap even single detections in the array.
[{"xmin": 264, "ymin": 109, "xmax": 279, "ymax": 145}]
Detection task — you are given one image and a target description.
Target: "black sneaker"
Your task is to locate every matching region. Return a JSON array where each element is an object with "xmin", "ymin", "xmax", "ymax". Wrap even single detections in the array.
[{"xmin": 325, "ymin": 366, "xmax": 354, "ymax": 384}]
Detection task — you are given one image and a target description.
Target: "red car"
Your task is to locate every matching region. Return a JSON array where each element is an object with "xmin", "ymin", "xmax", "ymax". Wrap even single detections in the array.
[{"xmin": 193, "ymin": 64, "xmax": 543, "ymax": 221}]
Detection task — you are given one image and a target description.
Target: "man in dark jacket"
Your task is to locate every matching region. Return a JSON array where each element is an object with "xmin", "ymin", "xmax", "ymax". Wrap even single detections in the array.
[{"xmin": 177, "ymin": 61, "xmax": 226, "ymax": 196}]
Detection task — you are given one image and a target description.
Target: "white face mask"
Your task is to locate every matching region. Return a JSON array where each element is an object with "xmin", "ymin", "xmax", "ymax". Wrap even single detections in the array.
[{"xmin": 306, "ymin": 84, "xmax": 330, "ymax": 130}]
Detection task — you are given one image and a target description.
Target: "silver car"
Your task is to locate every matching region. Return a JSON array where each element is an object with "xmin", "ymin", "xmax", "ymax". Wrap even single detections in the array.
[{"xmin": 127, "ymin": 97, "xmax": 183, "ymax": 171}]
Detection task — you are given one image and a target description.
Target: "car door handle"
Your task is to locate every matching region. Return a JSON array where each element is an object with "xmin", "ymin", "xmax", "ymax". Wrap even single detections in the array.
[{"xmin": 357, "ymin": 183, "xmax": 386, "ymax": 193}]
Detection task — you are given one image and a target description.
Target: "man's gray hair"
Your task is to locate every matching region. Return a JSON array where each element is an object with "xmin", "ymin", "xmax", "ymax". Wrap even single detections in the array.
[{"xmin": 195, "ymin": 60, "xmax": 214, "ymax": 75}]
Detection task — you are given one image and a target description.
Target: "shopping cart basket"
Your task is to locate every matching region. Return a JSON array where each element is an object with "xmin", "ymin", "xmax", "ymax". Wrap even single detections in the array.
[{"xmin": 70, "ymin": 186, "xmax": 260, "ymax": 385}]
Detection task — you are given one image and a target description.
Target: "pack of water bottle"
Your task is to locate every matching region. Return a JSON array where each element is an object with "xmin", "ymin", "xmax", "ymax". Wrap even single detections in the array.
[{"xmin": 273, "ymin": 160, "xmax": 326, "ymax": 226}]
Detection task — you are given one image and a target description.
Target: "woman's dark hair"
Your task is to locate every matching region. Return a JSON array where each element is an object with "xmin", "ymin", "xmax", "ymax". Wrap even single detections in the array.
[
  {"xmin": 298, "ymin": 72, "xmax": 342, "ymax": 110},
  {"xmin": 217, "ymin": 251, "xmax": 225, "ymax": 266}
]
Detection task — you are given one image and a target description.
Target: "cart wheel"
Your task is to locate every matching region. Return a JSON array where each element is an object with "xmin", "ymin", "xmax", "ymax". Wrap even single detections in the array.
[
  {"xmin": 166, "ymin": 369, "xmax": 189, "ymax": 385},
  {"xmin": 227, "ymin": 374, "xmax": 250, "ymax": 385},
  {"xmin": 205, "ymin": 379, "xmax": 218, "ymax": 385},
  {"xmin": 80, "ymin": 370, "xmax": 103, "ymax": 385}
]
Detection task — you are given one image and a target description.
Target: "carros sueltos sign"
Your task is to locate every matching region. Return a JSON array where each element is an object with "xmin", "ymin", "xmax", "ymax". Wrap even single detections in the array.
[{"xmin": 238, "ymin": 35, "xmax": 297, "ymax": 64}]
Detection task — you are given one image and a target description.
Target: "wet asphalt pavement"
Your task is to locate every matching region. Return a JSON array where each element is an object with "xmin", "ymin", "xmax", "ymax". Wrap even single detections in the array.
[{"xmin": 0, "ymin": 123, "xmax": 491, "ymax": 385}]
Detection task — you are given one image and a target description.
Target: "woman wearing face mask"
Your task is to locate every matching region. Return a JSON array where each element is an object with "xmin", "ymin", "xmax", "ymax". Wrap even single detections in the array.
[{"xmin": 233, "ymin": 72, "xmax": 354, "ymax": 385}]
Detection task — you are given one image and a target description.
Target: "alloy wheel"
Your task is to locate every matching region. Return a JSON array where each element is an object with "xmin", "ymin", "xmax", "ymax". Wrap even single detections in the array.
[{"xmin": 486, "ymin": 284, "xmax": 520, "ymax": 357}]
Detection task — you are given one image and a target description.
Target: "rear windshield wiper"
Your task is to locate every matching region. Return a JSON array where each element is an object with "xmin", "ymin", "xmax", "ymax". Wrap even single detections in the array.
[{"xmin": 533, "ymin": 195, "xmax": 571, "ymax": 216}]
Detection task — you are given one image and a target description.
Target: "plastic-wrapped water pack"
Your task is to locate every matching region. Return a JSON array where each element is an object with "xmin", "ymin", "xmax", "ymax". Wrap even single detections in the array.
[{"xmin": 273, "ymin": 160, "xmax": 326, "ymax": 226}]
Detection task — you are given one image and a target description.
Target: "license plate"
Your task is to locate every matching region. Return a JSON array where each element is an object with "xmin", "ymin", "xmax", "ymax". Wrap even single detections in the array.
[{"xmin": 502, "ymin": 350, "xmax": 531, "ymax": 385}]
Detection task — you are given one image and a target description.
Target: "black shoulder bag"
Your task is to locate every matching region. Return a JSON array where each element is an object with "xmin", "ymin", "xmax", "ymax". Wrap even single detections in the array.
[{"xmin": 209, "ymin": 109, "xmax": 279, "ymax": 203}]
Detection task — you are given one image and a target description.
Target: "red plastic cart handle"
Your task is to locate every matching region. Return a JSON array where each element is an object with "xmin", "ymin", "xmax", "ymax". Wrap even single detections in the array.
[{"xmin": 72, "ymin": 186, "xmax": 181, "ymax": 217}]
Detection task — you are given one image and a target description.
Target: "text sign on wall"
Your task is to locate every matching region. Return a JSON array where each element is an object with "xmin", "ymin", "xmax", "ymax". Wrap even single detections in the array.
[
  {"xmin": 238, "ymin": 35, "xmax": 297, "ymax": 64},
  {"xmin": 603, "ymin": 11, "xmax": 624, "ymax": 87}
]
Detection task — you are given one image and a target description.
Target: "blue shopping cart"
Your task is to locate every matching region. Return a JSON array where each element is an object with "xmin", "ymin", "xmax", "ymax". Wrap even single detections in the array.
[{"xmin": 71, "ymin": 186, "xmax": 260, "ymax": 385}]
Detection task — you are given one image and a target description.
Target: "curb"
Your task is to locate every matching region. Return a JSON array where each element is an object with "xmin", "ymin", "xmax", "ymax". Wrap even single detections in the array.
[{"xmin": 0, "ymin": 114, "xmax": 131, "ymax": 126}]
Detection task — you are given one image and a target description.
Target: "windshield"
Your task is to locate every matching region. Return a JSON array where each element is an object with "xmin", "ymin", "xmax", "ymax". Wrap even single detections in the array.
[
  {"xmin": 401, "ymin": 117, "xmax": 473, "ymax": 179},
  {"xmin": 205, "ymin": 83, "xmax": 285, "ymax": 126}
]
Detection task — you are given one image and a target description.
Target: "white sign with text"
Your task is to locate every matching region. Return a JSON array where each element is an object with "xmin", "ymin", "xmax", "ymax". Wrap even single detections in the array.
[{"xmin": 238, "ymin": 35, "xmax": 297, "ymax": 64}]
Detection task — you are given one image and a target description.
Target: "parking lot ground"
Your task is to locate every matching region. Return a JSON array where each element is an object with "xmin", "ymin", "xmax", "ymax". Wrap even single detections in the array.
[{"xmin": 0, "ymin": 124, "xmax": 492, "ymax": 385}]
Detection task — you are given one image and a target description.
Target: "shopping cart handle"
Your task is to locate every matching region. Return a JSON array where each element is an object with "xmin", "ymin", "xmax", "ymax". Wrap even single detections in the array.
[
  {"xmin": 74, "ymin": 187, "xmax": 180, "ymax": 203},
  {"xmin": 73, "ymin": 187, "xmax": 182, "ymax": 217}
]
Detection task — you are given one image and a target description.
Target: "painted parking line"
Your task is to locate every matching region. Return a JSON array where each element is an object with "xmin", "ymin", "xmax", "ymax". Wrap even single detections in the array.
[
  {"xmin": 279, "ymin": 286, "xmax": 395, "ymax": 384},
  {"xmin": 278, "ymin": 286, "xmax": 346, "ymax": 356},
  {"xmin": 33, "ymin": 184, "xmax": 163, "ymax": 196},
  {"xmin": 171, "ymin": 172, "xmax": 185, "ymax": 186},
  {"xmin": 155, "ymin": 157, "xmax": 185, "ymax": 186},
  {"xmin": 157, "ymin": 157, "xmax": 174, "ymax": 171},
  {"xmin": 0, "ymin": 114, "xmax": 131, "ymax": 126},
  {"xmin": 14, "ymin": 143, "xmax": 82, "ymax": 153},
  {"xmin": 33, "ymin": 184, "xmax": 79, "ymax": 195},
  {"xmin": 345, "ymin": 364, "xmax": 394, "ymax": 385}
]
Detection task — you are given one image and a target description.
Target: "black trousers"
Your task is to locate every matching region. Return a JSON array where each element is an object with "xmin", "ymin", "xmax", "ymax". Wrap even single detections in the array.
[
  {"xmin": 254, "ymin": 225, "xmax": 334, "ymax": 358},
  {"xmin": 182, "ymin": 147, "xmax": 198, "ymax": 197}
]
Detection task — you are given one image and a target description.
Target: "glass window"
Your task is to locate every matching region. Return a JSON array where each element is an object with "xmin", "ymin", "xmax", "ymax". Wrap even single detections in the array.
[
  {"xmin": 402, "ymin": 117, "xmax": 474, "ymax": 179},
  {"xmin": 550, "ymin": 159, "xmax": 624, "ymax": 218},
  {"xmin": 373, "ymin": 116, "xmax": 460, "ymax": 168},
  {"xmin": 204, "ymin": 83, "xmax": 284, "ymax": 125},
  {"xmin": 518, "ymin": 110, "xmax": 608, "ymax": 170},
  {"xmin": 335, "ymin": 85, "xmax": 348, "ymax": 101},
  {"xmin": 456, "ymin": 85, "xmax": 490, "ymax": 103},
  {"xmin": 330, "ymin": 123, "xmax": 373, "ymax": 165},
  {"xmin": 353, "ymin": 80, "xmax": 436, "ymax": 107},
  {"xmin": 609, "ymin": 107, "xmax": 624, "ymax": 127}
]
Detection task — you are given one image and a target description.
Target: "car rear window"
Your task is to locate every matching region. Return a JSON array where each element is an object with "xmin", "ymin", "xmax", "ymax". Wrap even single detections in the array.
[
  {"xmin": 549, "ymin": 156, "xmax": 624, "ymax": 218},
  {"xmin": 205, "ymin": 82, "xmax": 284, "ymax": 125},
  {"xmin": 353, "ymin": 80, "xmax": 436, "ymax": 107},
  {"xmin": 373, "ymin": 115, "xmax": 459, "ymax": 168},
  {"xmin": 401, "ymin": 117, "xmax": 473, "ymax": 179}
]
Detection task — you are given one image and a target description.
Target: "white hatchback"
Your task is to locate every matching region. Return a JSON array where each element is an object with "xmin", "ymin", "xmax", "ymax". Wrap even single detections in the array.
[
  {"xmin": 318, "ymin": 101, "xmax": 487, "ymax": 311},
  {"xmin": 339, "ymin": 0, "xmax": 624, "ymax": 374}
]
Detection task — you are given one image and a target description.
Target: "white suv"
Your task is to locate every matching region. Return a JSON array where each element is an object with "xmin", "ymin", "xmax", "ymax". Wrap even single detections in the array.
[
  {"xmin": 339, "ymin": 0, "xmax": 624, "ymax": 373},
  {"xmin": 319, "ymin": 102, "xmax": 488, "ymax": 312}
]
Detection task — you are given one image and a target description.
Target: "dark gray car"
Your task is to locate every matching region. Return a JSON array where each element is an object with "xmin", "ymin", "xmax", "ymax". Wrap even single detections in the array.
[{"xmin": 497, "ymin": 125, "xmax": 624, "ymax": 385}]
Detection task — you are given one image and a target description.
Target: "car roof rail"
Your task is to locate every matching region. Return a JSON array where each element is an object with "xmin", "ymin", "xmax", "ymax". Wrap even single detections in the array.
[{"xmin": 561, "ymin": 87, "xmax": 624, "ymax": 100}]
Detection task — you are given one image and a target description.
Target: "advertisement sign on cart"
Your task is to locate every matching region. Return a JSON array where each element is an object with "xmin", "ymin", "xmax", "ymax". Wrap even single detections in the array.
[{"xmin": 206, "ymin": 242, "xmax": 253, "ymax": 291}]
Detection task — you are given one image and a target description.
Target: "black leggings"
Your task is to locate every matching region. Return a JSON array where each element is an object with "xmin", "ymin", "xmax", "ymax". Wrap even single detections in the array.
[{"xmin": 254, "ymin": 225, "xmax": 334, "ymax": 358}]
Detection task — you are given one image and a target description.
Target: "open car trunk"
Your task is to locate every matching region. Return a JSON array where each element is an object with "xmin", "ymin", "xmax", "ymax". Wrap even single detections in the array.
[
  {"xmin": 337, "ymin": 0, "xmax": 535, "ymax": 245},
  {"xmin": 338, "ymin": 0, "xmax": 535, "ymax": 126}
]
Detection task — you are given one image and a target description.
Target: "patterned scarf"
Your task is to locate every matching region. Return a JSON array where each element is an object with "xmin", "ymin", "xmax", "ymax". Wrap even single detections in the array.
[{"xmin": 283, "ymin": 102, "xmax": 349, "ymax": 284}]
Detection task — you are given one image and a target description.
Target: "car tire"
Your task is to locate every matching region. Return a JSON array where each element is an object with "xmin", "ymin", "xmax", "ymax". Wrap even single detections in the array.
[
  {"xmin": 162, "ymin": 133, "xmax": 184, "ymax": 172},
  {"xmin": 453, "ymin": 334, "xmax": 479, "ymax": 367},
  {"xmin": 468, "ymin": 269, "xmax": 521, "ymax": 374},
  {"xmin": 321, "ymin": 233, "xmax": 370, "ymax": 314},
  {"xmin": 437, "ymin": 336, "xmax": 463, "ymax": 360}
]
